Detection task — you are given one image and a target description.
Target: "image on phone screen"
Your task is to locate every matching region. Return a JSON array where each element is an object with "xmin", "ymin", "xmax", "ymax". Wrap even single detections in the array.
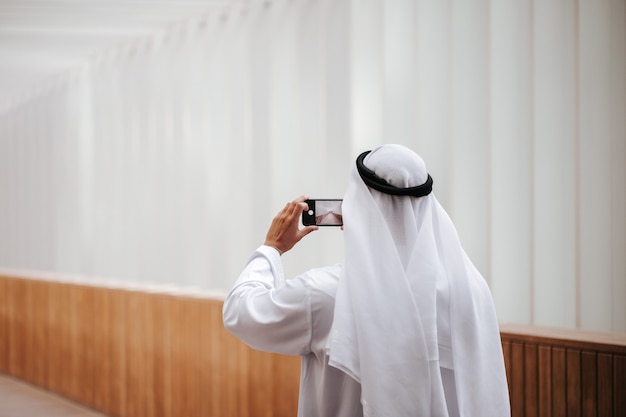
[{"xmin": 303, "ymin": 199, "xmax": 343, "ymax": 226}]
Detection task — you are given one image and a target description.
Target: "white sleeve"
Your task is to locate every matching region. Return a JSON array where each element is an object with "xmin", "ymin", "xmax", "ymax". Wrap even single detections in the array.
[{"xmin": 222, "ymin": 245, "xmax": 312, "ymax": 356}]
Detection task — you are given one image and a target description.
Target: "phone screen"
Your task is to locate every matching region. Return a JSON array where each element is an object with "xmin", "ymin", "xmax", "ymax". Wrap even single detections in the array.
[{"xmin": 302, "ymin": 199, "xmax": 343, "ymax": 226}]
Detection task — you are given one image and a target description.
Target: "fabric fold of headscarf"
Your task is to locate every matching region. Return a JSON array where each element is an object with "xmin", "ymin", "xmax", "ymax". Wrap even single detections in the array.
[{"xmin": 327, "ymin": 144, "xmax": 510, "ymax": 417}]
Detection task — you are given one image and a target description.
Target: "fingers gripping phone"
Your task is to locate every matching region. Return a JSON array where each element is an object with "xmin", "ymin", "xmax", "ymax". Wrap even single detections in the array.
[{"xmin": 302, "ymin": 199, "xmax": 343, "ymax": 226}]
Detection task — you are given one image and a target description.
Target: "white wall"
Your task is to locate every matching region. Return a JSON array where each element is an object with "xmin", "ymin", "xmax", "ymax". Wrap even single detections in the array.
[{"xmin": 0, "ymin": 0, "xmax": 624, "ymax": 333}]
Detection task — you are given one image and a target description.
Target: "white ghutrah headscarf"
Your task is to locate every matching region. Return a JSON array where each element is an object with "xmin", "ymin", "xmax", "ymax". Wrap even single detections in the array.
[{"xmin": 327, "ymin": 144, "xmax": 510, "ymax": 417}]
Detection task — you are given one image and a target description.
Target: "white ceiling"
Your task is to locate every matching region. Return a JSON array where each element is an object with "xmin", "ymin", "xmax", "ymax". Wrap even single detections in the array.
[{"xmin": 0, "ymin": 0, "xmax": 239, "ymax": 108}]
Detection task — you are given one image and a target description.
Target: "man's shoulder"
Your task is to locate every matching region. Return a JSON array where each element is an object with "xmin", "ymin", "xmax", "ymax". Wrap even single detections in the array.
[
  {"xmin": 293, "ymin": 264, "xmax": 342, "ymax": 298},
  {"xmin": 303, "ymin": 263, "xmax": 342, "ymax": 283}
]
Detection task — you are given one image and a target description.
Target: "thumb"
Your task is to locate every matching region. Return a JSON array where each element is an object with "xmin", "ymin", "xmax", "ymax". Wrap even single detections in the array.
[{"xmin": 298, "ymin": 225, "xmax": 319, "ymax": 239}]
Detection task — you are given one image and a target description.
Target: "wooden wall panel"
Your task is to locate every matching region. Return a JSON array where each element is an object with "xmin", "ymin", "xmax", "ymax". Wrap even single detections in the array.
[
  {"xmin": 248, "ymin": 348, "xmax": 271, "ymax": 417},
  {"xmin": 194, "ymin": 297, "xmax": 213, "ymax": 417},
  {"xmin": 552, "ymin": 347, "xmax": 568, "ymax": 417},
  {"xmin": 125, "ymin": 290, "xmax": 155, "ymax": 417},
  {"xmin": 152, "ymin": 293, "xmax": 173, "ymax": 417},
  {"xmin": 168, "ymin": 294, "xmax": 199, "ymax": 417},
  {"xmin": 537, "ymin": 345, "xmax": 552, "ymax": 416},
  {"xmin": 524, "ymin": 344, "xmax": 538, "ymax": 417},
  {"xmin": 21, "ymin": 280, "xmax": 35, "ymax": 385},
  {"xmin": 272, "ymin": 349, "xmax": 301, "ymax": 417},
  {"xmin": 501, "ymin": 324, "xmax": 626, "ymax": 417},
  {"xmin": 0, "ymin": 276, "xmax": 6, "ymax": 372},
  {"xmin": 597, "ymin": 353, "xmax": 613, "ymax": 416},
  {"xmin": 581, "ymin": 351, "xmax": 597, "ymax": 417},
  {"xmin": 3, "ymin": 276, "xmax": 626, "ymax": 417},
  {"xmin": 95, "ymin": 287, "xmax": 126, "ymax": 417},
  {"xmin": 31, "ymin": 280, "xmax": 49, "ymax": 388},
  {"xmin": 77, "ymin": 285, "xmax": 97, "ymax": 408},
  {"xmin": 510, "ymin": 342, "xmax": 525, "ymax": 417},
  {"xmin": 615, "ymin": 355, "xmax": 626, "ymax": 416},
  {"xmin": 44, "ymin": 281, "xmax": 63, "ymax": 394},
  {"xmin": 67, "ymin": 284, "xmax": 84, "ymax": 403},
  {"xmin": 8, "ymin": 278, "xmax": 23, "ymax": 380},
  {"xmin": 567, "ymin": 349, "xmax": 582, "ymax": 417}
]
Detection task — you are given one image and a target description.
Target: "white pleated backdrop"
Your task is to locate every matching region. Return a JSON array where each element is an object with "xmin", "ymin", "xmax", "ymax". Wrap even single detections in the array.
[{"xmin": 0, "ymin": 0, "xmax": 624, "ymax": 333}]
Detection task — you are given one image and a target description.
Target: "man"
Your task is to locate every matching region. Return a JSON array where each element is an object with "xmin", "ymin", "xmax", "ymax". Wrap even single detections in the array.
[{"xmin": 223, "ymin": 144, "xmax": 510, "ymax": 417}]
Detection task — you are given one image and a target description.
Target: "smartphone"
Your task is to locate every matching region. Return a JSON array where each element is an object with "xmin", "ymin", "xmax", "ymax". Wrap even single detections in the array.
[{"xmin": 302, "ymin": 199, "xmax": 343, "ymax": 226}]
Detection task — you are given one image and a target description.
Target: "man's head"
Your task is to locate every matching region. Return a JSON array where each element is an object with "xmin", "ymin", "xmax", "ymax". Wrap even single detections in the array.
[
  {"xmin": 341, "ymin": 144, "xmax": 436, "ymax": 266},
  {"xmin": 356, "ymin": 144, "xmax": 432, "ymax": 196}
]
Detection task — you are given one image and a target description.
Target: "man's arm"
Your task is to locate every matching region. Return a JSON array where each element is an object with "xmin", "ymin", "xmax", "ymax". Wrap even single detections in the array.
[{"xmin": 222, "ymin": 196, "xmax": 318, "ymax": 355}]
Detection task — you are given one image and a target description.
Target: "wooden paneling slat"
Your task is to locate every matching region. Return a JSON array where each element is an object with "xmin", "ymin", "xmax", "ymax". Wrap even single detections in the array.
[
  {"xmin": 0, "ymin": 276, "xmax": 6, "ymax": 372},
  {"xmin": 567, "ymin": 348, "xmax": 582, "ymax": 417},
  {"xmin": 4, "ymin": 278, "xmax": 14, "ymax": 375},
  {"xmin": 207, "ymin": 300, "xmax": 225, "ymax": 417},
  {"xmin": 581, "ymin": 351, "xmax": 597, "ymax": 417},
  {"xmin": 552, "ymin": 347, "xmax": 567, "ymax": 417},
  {"xmin": 597, "ymin": 353, "xmax": 613, "ymax": 416},
  {"xmin": 196, "ymin": 297, "xmax": 213, "ymax": 417},
  {"xmin": 22, "ymin": 280, "xmax": 35, "ymax": 384},
  {"xmin": 169, "ymin": 294, "xmax": 199, "ymax": 417},
  {"xmin": 8, "ymin": 278, "xmax": 27, "ymax": 380},
  {"xmin": 524, "ymin": 343, "xmax": 538, "ymax": 417},
  {"xmin": 273, "ymin": 353, "xmax": 301, "ymax": 417},
  {"xmin": 148, "ymin": 293, "xmax": 167, "ymax": 417},
  {"xmin": 510, "ymin": 342, "xmax": 525, "ymax": 417},
  {"xmin": 124, "ymin": 290, "xmax": 141, "ymax": 417},
  {"xmin": 77, "ymin": 285, "xmax": 96, "ymax": 408},
  {"xmin": 235, "ymin": 336, "xmax": 252, "ymax": 417},
  {"xmin": 45, "ymin": 281, "xmax": 63, "ymax": 395},
  {"xmin": 125, "ymin": 290, "xmax": 155, "ymax": 417},
  {"xmin": 538, "ymin": 345, "xmax": 552, "ymax": 416},
  {"xmin": 185, "ymin": 297, "xmax": 202, "ymax": 417},
  {"xmin": 66, "ymin": 284, "xmax": 82, "ymax": 403},
  {"xmin": 249, "ymin": 347, "xmax": 273, "ymax": 417},
  {"xmin": 92, "ymin": 286, "xmax": 109, "ymax": 414},
  {"xmin": 31, "ymin": 281, "xmax": 48, "ymax": 388},
  {"xmin": 106, "ymin": 288, "xmax": 126, "ymax": 417},
  {"xmin": 615, "ymin": 355, "xmax": 626, "ymax": 417},
  {"xmin": 56, "ymin": 283, "xmax": 75, "ymax": 400}
]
